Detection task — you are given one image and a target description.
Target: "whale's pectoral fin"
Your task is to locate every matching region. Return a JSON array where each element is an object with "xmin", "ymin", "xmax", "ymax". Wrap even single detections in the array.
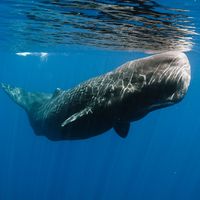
[
  {"xmin": 61, "ymin": 107, "xmax": 93, "ymax": 127},
  {"xmin": 114, "ymin": 121, "xmax": 130, "ymax": 138}
]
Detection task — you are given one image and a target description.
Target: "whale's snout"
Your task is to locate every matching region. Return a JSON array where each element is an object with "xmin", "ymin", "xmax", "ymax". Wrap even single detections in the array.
[
  {"xmin": 165, "ymin": 52, "xmax": 191, "ymax": 102},
  {"xmin": 138, "ymin": 51, "xmax": 191, "ymax": 111}
]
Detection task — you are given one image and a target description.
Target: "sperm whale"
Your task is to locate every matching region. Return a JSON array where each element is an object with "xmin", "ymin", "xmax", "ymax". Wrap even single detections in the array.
[{"xmin": 1, "ymin": 51, "xmax": 191, "ymax": 140}]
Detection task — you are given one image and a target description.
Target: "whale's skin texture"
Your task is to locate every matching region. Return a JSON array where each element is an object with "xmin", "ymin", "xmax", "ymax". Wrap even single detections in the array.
[{"xmin": 1, "ymin": 52, "xmax": 191, "ymax": 141}]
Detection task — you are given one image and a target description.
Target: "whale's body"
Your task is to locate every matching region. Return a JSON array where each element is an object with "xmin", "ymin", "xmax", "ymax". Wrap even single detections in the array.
[{"xmin": 1, "ymin": 52, "xmax": 191, "ymax": 140}]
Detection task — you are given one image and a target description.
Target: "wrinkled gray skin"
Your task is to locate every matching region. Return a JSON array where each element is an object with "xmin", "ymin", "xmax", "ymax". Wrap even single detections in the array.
[{"xmin": 1, "ymin": 52, "xmax": 191, "ymax": 141}]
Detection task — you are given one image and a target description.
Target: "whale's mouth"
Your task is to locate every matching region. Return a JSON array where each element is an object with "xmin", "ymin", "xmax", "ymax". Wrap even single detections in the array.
[{"xmin": 166, "ymin": 75, "xmax": 190, "ymax": 103}]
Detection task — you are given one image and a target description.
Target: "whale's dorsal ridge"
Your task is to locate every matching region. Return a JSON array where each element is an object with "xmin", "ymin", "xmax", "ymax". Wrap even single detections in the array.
[
  {"xmin": 61, "ymin": 106, "xmax": 93, "ymax": 127},
  {"xmin": 52, "ymin": 88, "xmax": 62, "ymax": 98}
]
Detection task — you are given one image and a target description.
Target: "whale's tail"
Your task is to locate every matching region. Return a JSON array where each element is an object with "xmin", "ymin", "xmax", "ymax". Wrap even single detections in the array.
[{"xmin": 1, "ymin": 83, "xmax": 51, "ymax": 112}]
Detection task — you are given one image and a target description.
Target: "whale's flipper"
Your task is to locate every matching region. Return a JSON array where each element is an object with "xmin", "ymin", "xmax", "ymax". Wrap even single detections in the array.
[
  {"xmin": 1, "ymin": 83, "xmax": 51, "ymax": 112},
  {"xmin": 113, "ymin": 121, "xmax": 130, "ymax": 138},
  {"xmin": 61, "ymin": 107, "xmax": 93, "ymax": 127}
]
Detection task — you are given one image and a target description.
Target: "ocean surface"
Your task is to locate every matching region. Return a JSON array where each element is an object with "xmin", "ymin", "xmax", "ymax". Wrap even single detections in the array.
[{"xmin": 0, "ymin": 0, "xmax": 200, "ymax": 200}]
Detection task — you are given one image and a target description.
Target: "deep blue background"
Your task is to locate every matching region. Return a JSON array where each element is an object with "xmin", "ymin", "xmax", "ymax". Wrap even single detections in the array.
[
  {"xmin": 0, "ymin": 1, "xmax": 200, "ymax": 198},
  {"xmin": 0, "ymin": 49, "xmax": 200, "ymax": 200}
]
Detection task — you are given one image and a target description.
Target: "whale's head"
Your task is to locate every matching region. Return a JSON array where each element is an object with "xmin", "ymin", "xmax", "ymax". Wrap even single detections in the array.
[{"xmin": 133, "ymin": 51, "xmax": 191, "ymax": 111}]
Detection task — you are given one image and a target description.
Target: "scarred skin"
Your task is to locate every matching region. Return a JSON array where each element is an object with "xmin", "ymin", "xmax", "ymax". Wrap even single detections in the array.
[{"xmin": 1, "ymin": 52, "xmax": 191, "ymax": 141}]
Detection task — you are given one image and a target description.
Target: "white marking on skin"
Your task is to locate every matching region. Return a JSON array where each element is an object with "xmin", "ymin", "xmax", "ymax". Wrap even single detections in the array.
[
  {"xmin": 158, "ymin": 65, "xmax": 171, "ymax": 82},
  {"xmin": 171, "ymin": 64, "xmax": 186, "ymax": 86},
  {"xmin": 108, "ymin": 100, "xmax": 112, "ymax": 105},
  {"xmin": 168, "ymin": 93, "xmax": 175, "ymax": 101},
  {"xmin": 128, "ymin": 72, "xmax": 134, "ymax": 84},
  {"xmin": 177, "ymin": 73, "xmax": 183, "ymax": 84},
  {"xmin": 148, "ymin": 64, "xmax": 161, "ymax": 85},
  {"xmin": 173, "ymin": 65, "xmax": 185, "ymax": 81},
  {"xmin": 158, "ymin": 57, "xmax": 178, "ymax": 83},
  {"xmin": 127, "ymin": 83, "xmax": 135, "ymax": 92},
  {"xmin": 165, "ymin": 65, "xmax": 179, "ymax": 83},
  {"xmin": 127, "ymin": 62, "xmax": 132, "ymax": 69},
  {"xmin": 139, "ymin": 74, "xmax": 147, "ymax": 86},
  {"xmin": 122, "ymin": 80, "xmax": 125, "ymax": 89}
]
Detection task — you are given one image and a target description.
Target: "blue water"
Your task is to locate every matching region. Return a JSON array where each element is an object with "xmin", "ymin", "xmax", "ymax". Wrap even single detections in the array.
[{"xmin": 1, "ymin": 1, "xmax": 200, "ymax": 200}]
